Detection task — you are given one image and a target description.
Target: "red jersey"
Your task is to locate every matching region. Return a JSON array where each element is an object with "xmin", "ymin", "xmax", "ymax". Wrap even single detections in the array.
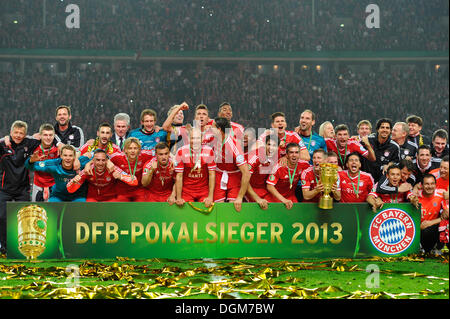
[
  {"xmin": 266, "ymin": 160, "xmax": 310, "ymax": 201},
  {"xmin": 144, "ymin": 157, "xmax": 176, "ymax": 197},
  {"xmin": 79, "ymin": 140, "xmax": 121, "ymax": 157},
  {"xmin": 174, "ymin": 145, "xmax": 216, "ymax": 192},
  {"xmin": 338, "ymin": 170, "xmax": 374, "ymax": 202},
  {"xmin": 430, "ymin": 168, "xmax": 449, "ymax": 191},
  {"xmin": 214, "ymin": 134, "xmax": 247, "ymax": 173},
  {"xmin": 78, "ymin": 169, "xmax": 117, "ymax": 200},
  {"xmin": 248, "ymin": 150, "xmax": 276, "ymax": 190},
  {"xmin": 418, "ymin": 190, "xmax": 446, "ymax": 222},
  {"xmin": 258, "ymin": 130, "xmax": 307, "ymax": 158},
  {"xmin": 369, "ymin": 184, "xmax": 410, "ymax": 203},
  {"xmin": 32, "ymin": 145, "xmax": 59, "ymax": 187},
  {"xmin": 109, "ymin": 150, "xmax": 154, "ymax": 193},
  {"xmin": 207, "ymin": 119, "xmax": 244, "ymax": 137},
  {"xmin": 300, "ymin": 166, "xmax": 321, "ymax": 203},
  {"xmin": 325, "ymin": 138, "xmax": 369, "ymax": 168}
]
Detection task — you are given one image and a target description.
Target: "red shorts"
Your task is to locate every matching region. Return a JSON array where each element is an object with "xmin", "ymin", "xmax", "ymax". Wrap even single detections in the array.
[
  {"xmin": 246, "ymin": 187, "xmax": 269, "ymax": 202},
  {"xmin": 87, "ymin": 196, "xmax": 117, "ymax": 202},
  {"xmin": 265, "ymin": 193, "xmax": 298, "ymax": 203},
  {"xmin": 214, "ymin": 171, "xmax": 242, "ymax": 202},
  {"xmin": 182, "ymin": 189, "xmax": 209, "ymax": 202},
  {"xmin": 115, "ymin": 188, "xmax": 147, "ymax": 202},
  {"xmin": 146, "ymin": 192, "xmax": 172, "ymax": 202}
]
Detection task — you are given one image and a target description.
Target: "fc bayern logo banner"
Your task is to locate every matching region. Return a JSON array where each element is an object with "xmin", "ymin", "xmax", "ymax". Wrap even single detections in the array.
[{"xmin": 369, "ymin": 208, "xmax": 416, "ymax": 255}]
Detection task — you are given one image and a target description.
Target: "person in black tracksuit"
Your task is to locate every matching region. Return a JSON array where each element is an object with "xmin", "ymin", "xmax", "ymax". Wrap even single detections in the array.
[
  {"xmin": 362, "ymin": 118, "xmax": 400, "ymax": 183},
  {"xmin": 54, "ymin": 105, "xmax": 84, "ymax": 149},
  {"xmin": 0, "ymin": 121, "xmax": 40, "ymax": 253}
]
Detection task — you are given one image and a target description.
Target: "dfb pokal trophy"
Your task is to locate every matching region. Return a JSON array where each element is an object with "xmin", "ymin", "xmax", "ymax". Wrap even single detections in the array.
[
  {"xmin": 318, "ymin": 163, "xmax": 339, "ymax": 210},
  {"xmin": 17, "ymin": 205, "xmax": 47, "ymax": 260}
]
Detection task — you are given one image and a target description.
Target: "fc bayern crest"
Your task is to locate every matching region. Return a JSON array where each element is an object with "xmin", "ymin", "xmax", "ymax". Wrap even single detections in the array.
[{"xmin": 369, "ymin": 208, "xmax": 415, "ymax": 255}]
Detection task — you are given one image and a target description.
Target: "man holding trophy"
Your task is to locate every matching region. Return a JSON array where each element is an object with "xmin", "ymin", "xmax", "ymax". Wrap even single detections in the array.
[
  {"xmin": 266, "ymin": 143, "xmax": 311, "ymax": 209},
  {"xmin": 302, "ymin": 148, "xmax": 341, "ymax": 205}
]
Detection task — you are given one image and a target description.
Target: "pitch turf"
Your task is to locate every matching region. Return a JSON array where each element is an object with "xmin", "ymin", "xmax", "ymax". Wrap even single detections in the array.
[{"xmin": 0, "ymin": 255, "xmax": 448, "ymax": 299}]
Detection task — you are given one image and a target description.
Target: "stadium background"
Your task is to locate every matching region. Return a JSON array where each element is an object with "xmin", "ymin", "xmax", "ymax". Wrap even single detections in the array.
[
  {"xmin": 0, "ymin": 0, "xmax": 448, "ymax": 138},
  {"xmin": 0, "ymin": 0, "xmax": 449, "ymax": 302}
]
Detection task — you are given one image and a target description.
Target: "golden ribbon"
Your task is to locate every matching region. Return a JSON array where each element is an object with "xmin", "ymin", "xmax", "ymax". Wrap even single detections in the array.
[{"xmin": 187, "ymin": 202, "xmax": 215, "ymax": 214}]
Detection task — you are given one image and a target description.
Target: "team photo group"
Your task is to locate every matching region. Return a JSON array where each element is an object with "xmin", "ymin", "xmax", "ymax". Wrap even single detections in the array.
[{"xmin": 0, "ymin": 100, "xmax": 449, "ymax": 256}]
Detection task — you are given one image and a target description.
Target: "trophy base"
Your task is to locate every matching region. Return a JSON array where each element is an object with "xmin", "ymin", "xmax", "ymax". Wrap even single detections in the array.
[{"xmin": 318, "ymin": 196, "xmax": 333, "ymax": 210}]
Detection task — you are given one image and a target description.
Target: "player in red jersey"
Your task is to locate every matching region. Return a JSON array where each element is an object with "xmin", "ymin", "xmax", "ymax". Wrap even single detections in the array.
[
  {"xmin": 207, "ymin": 102, "xmax": 245, "ymax": 140},
  {"xmin": 174, "ymin": 128, "xmax": 216, "ymax": 207},
  {"xmin": 414, "ymin": 174, "xmax": 449, "ymax": 253},
  {"xmin": 266, "ymin": 143, "xmax": 311, "ymax": 209},
  {"xmin": 67, "ymin": 149, "xmax": 137, "ymax": 202},
  {"xmin": 79, "ymin": 122, "xmax": 121, "ymax": 157},
  {"xmin": 257, "ymin": 112, "xmax": 310, "ymax": 162},
  {"xmin": 161, "ymin": 102, "xmax": 190, "ymax": 155},
  {"xmin": 191, "ymin": 104, "xmax": 216, "ymax": 147},
  {"xmin": 325, "ymin": 124, "xmax": 375, "ymax": 169},
  {"xmin": 211, "ymin": 117, "xmax": 250, "ymax": 212},
  {"xmin": 109, "ymin": 137, "xmax": 154, "ymax": 202},
  {"xmin": 246, "ymin": 134, "xmax": 279, "ymax": 209},
  {"xmin": 338, "ymin": 152, "xmax": 374, "ymax": 203},
  {"xmin": 302, "ymin": 148, "xmax": 341, "ymax": 203},
  {"xmin": 29, "ymin": 124, "xmax": 59, "ymax": 201},
  {"xmin": 367, "ymin": 164, "xmax": 415, "ymax": 212},
  {"xmin": 142, "ymin": 142, "xmax": 176, "ymax": 203},
  {"xmin": 430, "ymin": 155, "xmax": 449, "ymax": 197}
]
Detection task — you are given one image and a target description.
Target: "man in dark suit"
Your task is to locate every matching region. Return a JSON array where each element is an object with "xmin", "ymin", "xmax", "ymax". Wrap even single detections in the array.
[{"xmin": 112, "ymin": 113, "xmax": 130, "ymax": 151}]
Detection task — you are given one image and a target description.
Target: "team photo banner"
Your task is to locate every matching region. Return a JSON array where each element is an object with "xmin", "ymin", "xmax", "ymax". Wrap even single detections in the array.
[{"xmin": 7, "ymin": 202, "xmax": 420, "ymax": 259}]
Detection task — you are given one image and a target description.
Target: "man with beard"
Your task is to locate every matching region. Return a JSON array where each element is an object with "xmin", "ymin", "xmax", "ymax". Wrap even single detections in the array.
[
  {"xmin": 142, "ymin": 142, "xmax": 176, "ymax": 204},
  {"xmin": 208, "ymin": 102, "xmax": 245, "ymax": 138},
  {"xmin": 266, "ymin": 143, "xmax": 311, "ymax": 209},
  {"xmin": 79, "ymin": 123, "xmax": 121, "ymax": 156},
  {"xmin": 416, "ymin": 174, "xmax": 449, "ymax": 254},
  {"xmin": 363, "ymin": 118, "xmax": 400, "ymax": 183},
  {"xmin": 67, "ymin": 149, "xmax": 137, "ymax": 202},
  {"xmin": 53, "ymin": 105, "xmax": 84, "ymax": 149},
  {"xmin": 338, "ymin": 152, "xmax": 374, "ymax": 203},
  {"xmin": 257, "ymin": 112, "xmax": 310, "ymax": 162},
  {"xmin": 295, "ymin": 109, "xmax": 327, "ymax": 162}
]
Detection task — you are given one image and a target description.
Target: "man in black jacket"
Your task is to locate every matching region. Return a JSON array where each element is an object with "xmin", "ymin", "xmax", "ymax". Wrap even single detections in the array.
[
  {"xmin": 54, "ymin": 105, "xmax": 84, "ymax": 150},
  {"xmin": 363, "ymin": 118, "xmax": 401, "ymax": 183},
  {"xmin": 0, "ymin": 121, "xmax": 40, "ymax": 254}
]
